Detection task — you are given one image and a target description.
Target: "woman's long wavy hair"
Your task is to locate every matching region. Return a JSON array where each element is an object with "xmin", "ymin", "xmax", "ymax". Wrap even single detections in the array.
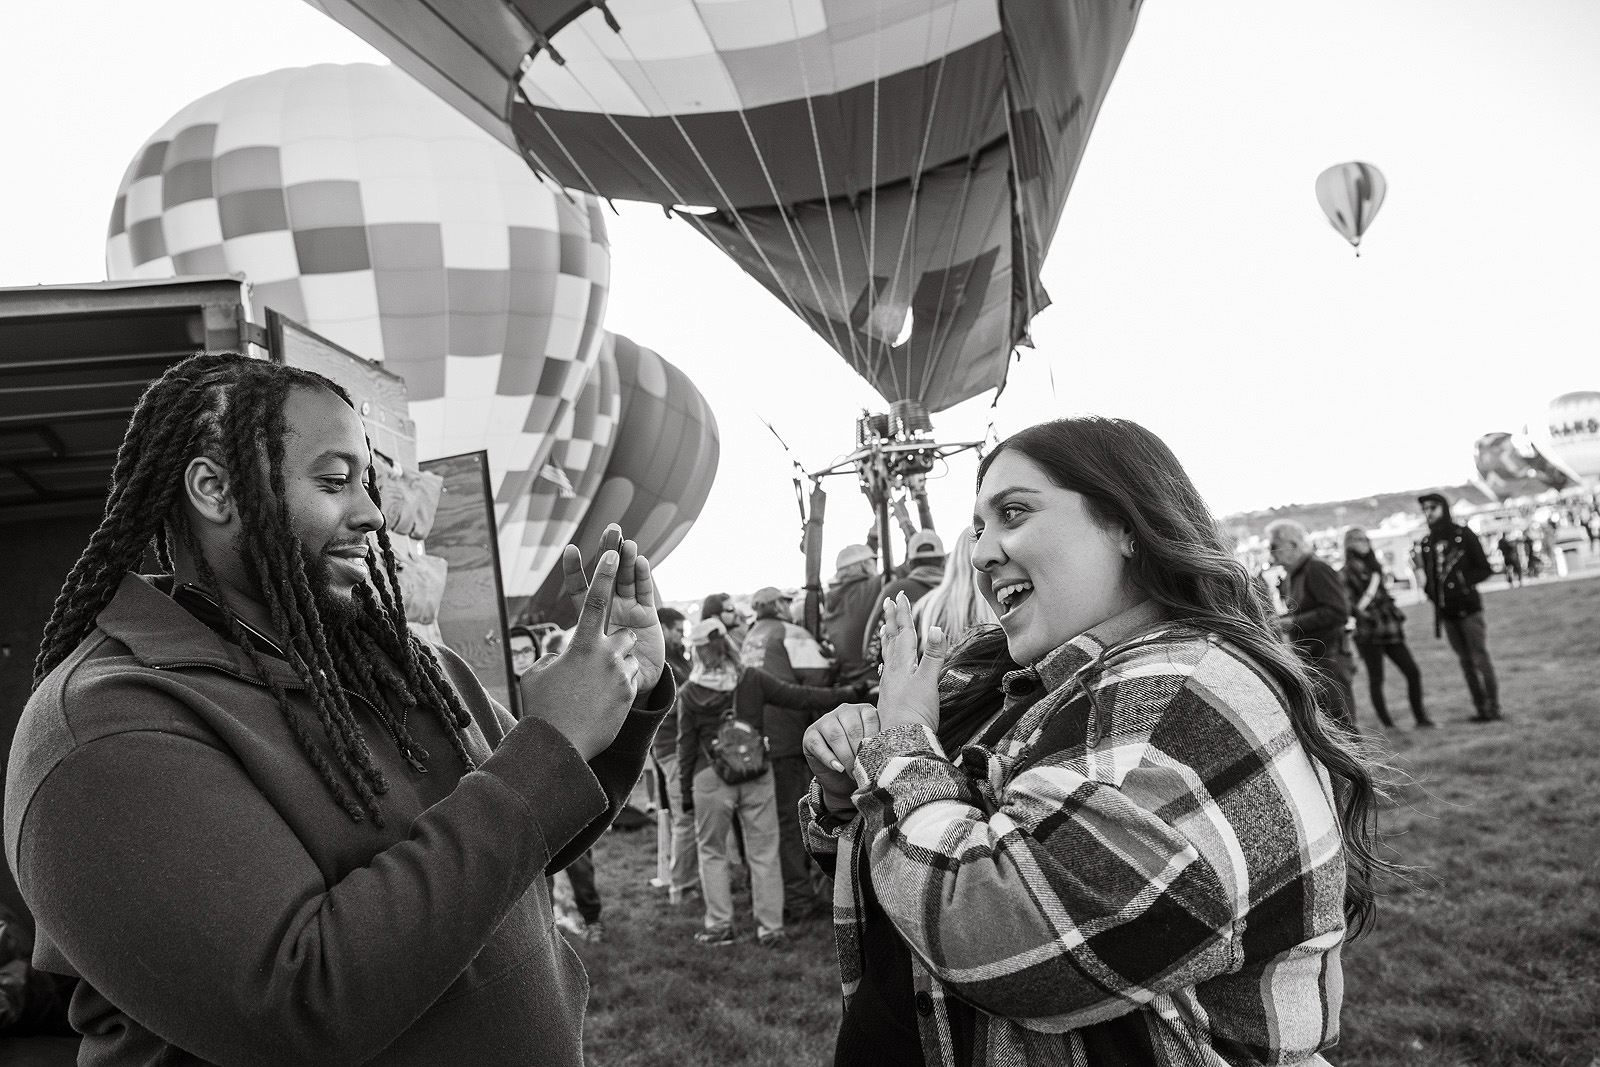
[{"xmin": 977, "ymin": 416, "xmax": 1385, "ymax": 937}]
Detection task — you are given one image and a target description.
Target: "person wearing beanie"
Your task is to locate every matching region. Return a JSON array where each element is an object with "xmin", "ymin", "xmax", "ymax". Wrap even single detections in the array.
[
  {"xmin": 1417, "ymin": 493, "xmax": 1502, "ymax": 721},
  {"xmin": 742, "ymin": 586, "xmax": 837, "ymax": 924},
  {"xmin": 823, "ymin": 545, "xmax": 882, "ymax": 684}
]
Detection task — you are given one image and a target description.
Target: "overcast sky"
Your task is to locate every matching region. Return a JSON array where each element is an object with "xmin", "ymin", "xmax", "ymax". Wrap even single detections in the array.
[{"xmin": 3, "ymin": 1, "xmax": 1597, "ymax": 600}]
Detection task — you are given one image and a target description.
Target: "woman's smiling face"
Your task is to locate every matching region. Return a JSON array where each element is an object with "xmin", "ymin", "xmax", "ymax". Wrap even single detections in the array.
[{"xmin": 971, "ymin": 449, "xmax": 1140, "ymax": 665}]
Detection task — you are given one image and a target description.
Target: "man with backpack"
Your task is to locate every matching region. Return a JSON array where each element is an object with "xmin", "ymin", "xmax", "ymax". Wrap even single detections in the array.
[{"xmin": 675, "ymin": 618, "xmax": 865, "ymax": 947}]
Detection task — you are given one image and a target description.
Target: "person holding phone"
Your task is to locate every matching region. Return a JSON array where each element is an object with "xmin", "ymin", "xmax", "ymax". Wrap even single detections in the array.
[{"xmin": 6, "ymin": 353, "xmax": 670, "ymax": 1067}]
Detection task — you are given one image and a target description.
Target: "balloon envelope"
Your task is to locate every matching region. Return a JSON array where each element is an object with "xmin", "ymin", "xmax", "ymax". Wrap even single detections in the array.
[
  {"xmin": 1544, "ymin": 391, "xmax": 1600, "ymax": 481},
  {"xmin": 1315, "ymin": 162, "xmax": 1387, "ymax": 250},
  {"xmin": 516, "ymin": 331, "xmax": 720, "ymax": 624},
  {"xmin": 105, "ymin": 63, "xmax": 612, "ymax": 597},
  {"xmin": 1473, "ymin": 431, "xmax": 1580, "ymax": 500},
  {"xmin": 300, "ymin": 0, "xmax": 1144, "ymax": 412}
]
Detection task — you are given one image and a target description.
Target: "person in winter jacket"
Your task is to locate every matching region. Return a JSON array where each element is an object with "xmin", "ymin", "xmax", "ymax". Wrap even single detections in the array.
[
  {"xmin": 677, "ymin": 617, "xmax": 865, "ymax": 947},
  {"xmin": 742, "ymin": 586, "xmax": 837, "ymax": 923},
  {"xmin": 5, "ymin": 354, "xmax": 670, "ymax": 1067},
  {"xmin": 1267, "ymin": 519, "xmax": 1357, "ymax": 731},
  {"xmin": 1417, "ymin": 493, "xmax": 1502, "ymax": 721},
  {"xmin": 1342, "ymin": 528, "xmax": 1431, "ymax": 729},
  {"xmin": 823, "ymin": 545, "xmax": 883, "ymax": 684},
  {"xmin": 860, "ymin": 530, "xmax": 947, "ymax": 666}
]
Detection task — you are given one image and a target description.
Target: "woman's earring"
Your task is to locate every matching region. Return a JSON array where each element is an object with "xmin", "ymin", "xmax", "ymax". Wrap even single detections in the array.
[{"xmin": 1124, "ymin": 539, "xmax": 1137, "ymax": 558}]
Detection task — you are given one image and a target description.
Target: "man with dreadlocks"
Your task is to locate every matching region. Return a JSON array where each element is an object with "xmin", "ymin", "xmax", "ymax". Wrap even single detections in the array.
[{"xmin": 3, "ymin": 353, "xmax": 671, "ymax": 1067}]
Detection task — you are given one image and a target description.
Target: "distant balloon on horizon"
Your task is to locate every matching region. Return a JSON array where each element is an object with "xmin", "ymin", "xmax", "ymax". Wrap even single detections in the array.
[
  {"xmin": 1315, "ymin": 162, "xmax": 1387, "ymax": 255},
  {"xmin": 1544, "ymin": 391, "xmax": 1600, "ymax": 481}
]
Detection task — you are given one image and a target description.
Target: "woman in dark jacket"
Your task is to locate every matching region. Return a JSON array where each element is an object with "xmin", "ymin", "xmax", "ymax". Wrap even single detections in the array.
[
  {"xmin": 676, "ymin": 617, "xmax": 865, "ymax": 947},
  {"xmin": 1343, "ymin": 527, "xmax": 1432, "ymax": 728}
]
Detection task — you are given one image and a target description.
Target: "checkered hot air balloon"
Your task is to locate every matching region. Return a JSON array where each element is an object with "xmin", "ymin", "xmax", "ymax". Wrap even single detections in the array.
[
  {"xmin": 515, "ymin": 331, "xmax": 720, "ymax": 624},
  {"xmin": 104, "ymin": 63, "xmax": 611, "ymax": 597}
]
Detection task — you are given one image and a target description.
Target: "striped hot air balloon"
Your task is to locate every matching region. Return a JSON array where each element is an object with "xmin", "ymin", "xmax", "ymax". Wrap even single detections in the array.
[
  {"xmin": 302, "ymin": 0, "xmax": 1143, "ymax": 415},
  {"xmin": 104, "ymin": 63, "xmax": 611, "ymax": 596},
  {"xmin": 515, "ymin": 331, "xmax": 720, "ymax": 624}
]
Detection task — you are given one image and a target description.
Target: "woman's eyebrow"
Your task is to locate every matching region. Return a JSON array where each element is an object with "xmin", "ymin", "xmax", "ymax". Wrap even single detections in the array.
[{"xmin": 978, "ymin": 485, "xmax": 1042, "ymax": 509}]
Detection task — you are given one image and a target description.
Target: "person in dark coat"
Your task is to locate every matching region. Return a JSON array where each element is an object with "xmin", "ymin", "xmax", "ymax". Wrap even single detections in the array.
[
  {"xmin": 742, "ymin": 586, "xmax": 837, "ymax": 923},
  {"xmin": 1342, "ymin": 528, "xmax": 1431, "ymax": 729},
  {"xmin": 859, "ymin": 529, "xmax": 947, "ymax": 666},
  {"xmin": 1417, "ymin": 493, "xmax": 1502, "ymax": 721},
  {"xmin": 1267, "ymin": 520, "xmax": 1356, "ymax": 731},
  {"xmin": 822, "ymin": 545, "xmax": 882, "ymax": 684}
]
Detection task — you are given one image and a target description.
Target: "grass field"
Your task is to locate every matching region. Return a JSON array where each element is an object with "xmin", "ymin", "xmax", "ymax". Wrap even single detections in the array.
[{"xmin": 571, "ymin": 573, "xmax": 1600, "ymax": 1067}]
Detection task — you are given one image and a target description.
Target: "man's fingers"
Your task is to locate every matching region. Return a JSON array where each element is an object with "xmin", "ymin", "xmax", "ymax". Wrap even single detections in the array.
[
  {"xmin": 574, "ymin": 549, "xmax": 619, "ymax": 642},
  {"xmin": 597, "ymin": 524, "xmax": 623, "ymax": 559},
  {"xmin": 616, "ymin": 539, "xmax": 638, "ymax": 601},
  {"xmin": 632, "ymin": 554, "xmax": 657, "ymax": 611},
  {"xmin": 560, "ymin": 544, "xmax": 586, "ymax": 592}
]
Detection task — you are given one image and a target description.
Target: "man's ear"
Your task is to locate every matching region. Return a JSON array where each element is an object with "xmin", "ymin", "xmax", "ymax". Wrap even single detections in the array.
[{"xmin": 184, "ymin": 456, "xmax": 234, "ymax": 526}]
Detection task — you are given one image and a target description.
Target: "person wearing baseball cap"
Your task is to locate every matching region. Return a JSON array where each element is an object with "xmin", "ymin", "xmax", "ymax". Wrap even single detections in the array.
[
  {"xmin": 742, "ymin": 585, "xmax": 837, "ymax": 924},
  {"xmin": 823, "ymin": 546, "xmax": 881, "ymax": 684},
  {"xmin": 1416, "ymin": 493, "xmax": 1502, "ymax": 721},
  {"xmin": 860, "ymin": 529, "xmax": 948, "ymax": 666}
]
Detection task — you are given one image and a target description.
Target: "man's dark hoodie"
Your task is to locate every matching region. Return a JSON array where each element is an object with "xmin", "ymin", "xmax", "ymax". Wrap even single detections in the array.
[{"xmin": 1417, "ymin": 493, "xmax": 1494, "ymax": 633}]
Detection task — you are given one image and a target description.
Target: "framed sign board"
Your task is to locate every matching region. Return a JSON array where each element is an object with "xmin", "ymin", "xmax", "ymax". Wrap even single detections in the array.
[
  {"xmin": 420, "ymin": 451, "xmax": 517, "ymax": 714},
  {"xmin": 267, "ymin": 309, "xmax": 417, "ymax": 473}
]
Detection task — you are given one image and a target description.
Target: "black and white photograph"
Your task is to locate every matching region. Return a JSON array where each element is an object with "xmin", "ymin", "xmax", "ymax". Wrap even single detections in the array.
[{"xmin": 1, "ymin": 2, "xmax": 1596, "ymax": 1065}]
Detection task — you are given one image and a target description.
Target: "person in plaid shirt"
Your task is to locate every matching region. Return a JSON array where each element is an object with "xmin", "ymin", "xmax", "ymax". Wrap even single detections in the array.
[{"xmin": 801, "ymin": 417, "xmax": 1382, "ymax": 1067}]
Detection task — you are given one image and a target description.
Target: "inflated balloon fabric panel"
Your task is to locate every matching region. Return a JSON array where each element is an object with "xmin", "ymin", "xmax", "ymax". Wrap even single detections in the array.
[
  {"xmin": 512, "ymin": 0, "xmax": 1007, "ymax": 207},
  {"xmin": 514, "ymin": 331, "xmax": 719, "ymax": 624},
  {"xmin": 1546, "ymin": 392, "xmax": 1600, "ymax": 480},
  {"xmin": 498, "ymin": 332, "xmax": 622, "ymax": 597},
  {"xmin": 105, "ymin": 63, "xmax": 611, "ymax": 598},
  {"xmin": 696, "ymin": 142, "xmax": 1013, "ymax": 413},
  {"xmin": 1001, "ymin": 0, "xmax": 1141, "ymax": 320}
]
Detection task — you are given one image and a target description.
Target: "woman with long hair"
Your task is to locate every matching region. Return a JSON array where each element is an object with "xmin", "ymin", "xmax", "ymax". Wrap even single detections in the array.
[
  {"xmin": 911, "ymin": 526, "xmax": 997, "ymax": 647},
  {"xmin": 1343, "ymin": 527, "xmax": 1431, "ymax": 728},
  {"xmin": 801, "ymin": 416, "xmax": 1383, "ymax": 1067}
]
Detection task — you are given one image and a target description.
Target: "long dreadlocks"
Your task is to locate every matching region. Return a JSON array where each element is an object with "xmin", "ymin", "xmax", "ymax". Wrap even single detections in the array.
[{"xmin": 33, "ymin": 352, "xmax": 477, "ymax": 826}]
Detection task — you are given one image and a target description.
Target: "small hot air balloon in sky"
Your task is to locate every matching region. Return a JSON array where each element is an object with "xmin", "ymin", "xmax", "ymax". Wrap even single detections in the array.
[
  {"xmin": 1315, "ymin": 161, "xmax": 1387, "ymax": 256},
  {"xmin": 301, "ymin": 0, "xmax": 1144, "ymax": 416},
  {"xmin": 105, "ymin": 63, "xmax": 614, "ymax": 597}
]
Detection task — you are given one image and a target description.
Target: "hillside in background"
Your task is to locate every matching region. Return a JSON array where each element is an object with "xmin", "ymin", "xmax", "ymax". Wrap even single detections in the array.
[{"xmin": 1221, "ymin": 483, "xmax": 1494, "ymax": 540}]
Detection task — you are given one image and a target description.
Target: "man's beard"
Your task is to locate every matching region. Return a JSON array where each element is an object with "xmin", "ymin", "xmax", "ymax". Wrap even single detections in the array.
[{"xmin": 297, "ymin": 544, "xmax": 367, "ymax": 634}]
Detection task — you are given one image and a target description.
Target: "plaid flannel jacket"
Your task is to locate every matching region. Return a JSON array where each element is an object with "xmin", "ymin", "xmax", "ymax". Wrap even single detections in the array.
[{"xmin": 802, "ymin": 602, "xmax": 1348, "ymax": 1066}]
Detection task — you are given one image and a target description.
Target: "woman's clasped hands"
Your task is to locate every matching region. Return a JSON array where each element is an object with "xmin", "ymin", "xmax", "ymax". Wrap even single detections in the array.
[{"xmin": 802, "ymin": 592, "xmax": 947, "ymax": 817}]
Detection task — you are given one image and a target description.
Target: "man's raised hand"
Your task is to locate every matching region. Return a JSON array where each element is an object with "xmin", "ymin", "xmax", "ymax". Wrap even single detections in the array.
[
  {"xmin": 558, "ymin": 524, "xmax": 666, "ymax": 696},
  {"xmin": 519, "ymin": 549, "xmax": 639, "ymax": 760}
]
